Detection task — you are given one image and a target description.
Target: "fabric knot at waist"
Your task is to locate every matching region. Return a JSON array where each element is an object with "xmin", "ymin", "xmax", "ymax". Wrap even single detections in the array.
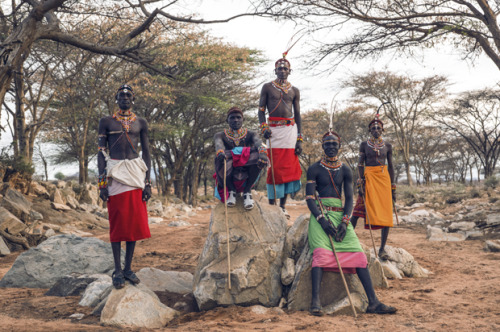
[{"xmin": 269, "ymin": 118, "xmax": 295, "ymax": 127}]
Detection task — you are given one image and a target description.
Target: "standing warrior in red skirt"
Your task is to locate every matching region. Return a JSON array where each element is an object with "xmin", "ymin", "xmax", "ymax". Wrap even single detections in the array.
[
  {"xmin": 98, "ymin": 84, "xmax": 152, "ymax": 289},
  {"xmin": 258, "ymin": 55, "xmax": 303, "ymax": 218}
]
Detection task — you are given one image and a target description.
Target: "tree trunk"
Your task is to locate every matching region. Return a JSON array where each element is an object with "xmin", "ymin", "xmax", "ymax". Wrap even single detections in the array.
[{"xmin": 14, "ymin": 70, "xmax": 29, "ymax": 161}]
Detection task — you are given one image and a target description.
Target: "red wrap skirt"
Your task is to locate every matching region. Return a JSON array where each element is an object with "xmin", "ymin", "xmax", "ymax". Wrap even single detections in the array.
[{"xmin": 107, "ymin": 189, "xmax": 150, "ymax": 242}]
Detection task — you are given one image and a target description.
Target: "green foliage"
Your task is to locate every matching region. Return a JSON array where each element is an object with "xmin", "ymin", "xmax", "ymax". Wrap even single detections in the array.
[
  {"xmin": 484, "ymin": 176, "xmax": 499, "ymax": 189},
  {"xmin": 54, "ymin": 172, "xmax": 66, "ymax": 180}
]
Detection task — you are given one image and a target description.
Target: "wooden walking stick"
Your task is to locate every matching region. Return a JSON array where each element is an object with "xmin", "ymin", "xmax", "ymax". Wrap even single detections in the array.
[
  {"xmin": 358, "ymin": 170, "xmax": 378, "ymax": 259},
  {"xmin": 223, "ymin": 159, "xmax": 231, "ymax": 289},
  {"xmin": 314, "ymin": 192, "xmax": 358, "ymax": 318},
  {"xmin": 267, "ymin": 133, "xmax": 277, "ymax": 205},
  {"xmin": 392, "ymin": 201, "xmax": 400, "ymax": 226}
]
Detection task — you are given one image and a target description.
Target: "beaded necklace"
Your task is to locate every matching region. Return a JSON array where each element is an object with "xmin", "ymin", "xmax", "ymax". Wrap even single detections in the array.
[
  {"xmin": 224, "ymin": 128, "xmax": 248, "ymax": 146},
  {"xmin": 113, "ymin": 110, "xmax": 137, "ymax": 132},
  {"xmin": 367, "ymin": 136, "xmax": 385, "ymax": 156},
  {"xmin": 320, "ymin": 155, "xmax": 342, "ymax": 170},
  {"xmin": 272, "ymin": 79, "xmax": 292, "ymax": 94}
]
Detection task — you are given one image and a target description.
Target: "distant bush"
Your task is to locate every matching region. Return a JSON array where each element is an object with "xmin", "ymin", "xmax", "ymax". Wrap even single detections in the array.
[
  {"xmin": 54, "ymin": 172, "xmax": 65, "ymax": 180},
  {"xmin": 484, "ymin": 176, "xmax": 499, "ymax": 189},
  {"xmin": 470, "ymin": 188, "xmax": 481, "ymax": 198}
]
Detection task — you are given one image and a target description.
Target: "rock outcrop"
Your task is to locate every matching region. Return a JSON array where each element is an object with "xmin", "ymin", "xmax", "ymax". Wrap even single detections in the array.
[{"xmin": 193, "ymin": 199, "xmax": 287, "ymax": 310}]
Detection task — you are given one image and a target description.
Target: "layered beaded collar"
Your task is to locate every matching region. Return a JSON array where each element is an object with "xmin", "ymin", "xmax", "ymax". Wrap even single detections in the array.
[
  {"xmin": 320, "ymin": 155, "xmax": 342, "ymax": 170},
  {"xmin": 113, "ymin": 110, "xmax": 137, "ymax": 132},
  {"xmin": 367, "ymin": 136, "xmax": 385, "ymax": 155},
  {"xmin": 272, "ymin": 79, "xmax": 292, "ymax": 94},
  {"xmin": 224, "ymin": 128, "xmax": 248, "ymax": 146}
]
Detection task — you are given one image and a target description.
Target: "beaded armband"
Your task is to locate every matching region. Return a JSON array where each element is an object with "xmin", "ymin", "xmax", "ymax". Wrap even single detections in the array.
[
  {"xmin": 259, "ymin": 106, "xmax": 266, "ymax": 112},
  {"xmin": 98, "ymin": 173, "xmax": 107, "ymax": 190},
  {"xmin": 307, "ymin": 180, "xmax": 316, "ymax": 184},
  {"xmin": 258, "ymin": 146, "xmax": 266, "ymax": 154},
  {"xmin": 145, "ymin": 179, "xmax": 152, "ymax": 187},
  {"xmin": 342, "ymin": 215, "xmax": 350, "ymax": 225},
  {"xmin": 305, "ymin": 195, "xmax": 315, "ymax": 200},
  {"xmin": 297, "ymin": 133, "xmax": 303, "ymax": 142},
  {"xmin": 98, "ymin": 146, "xmax": 107, "ymax": 153},
  {"xmin": 260, "ymin": 122, "xmax": 270, "ymax": 135},
  {"xmin": 216, "ymin": 149, "xmax": 225, "ymax": 158},
  {"xmin": 316, "ymin": 214, "xmax": 324, "ymax": 220},
  {"xmin": 391, "ymin": 183, "xmax": 396, "ymax": 190}
]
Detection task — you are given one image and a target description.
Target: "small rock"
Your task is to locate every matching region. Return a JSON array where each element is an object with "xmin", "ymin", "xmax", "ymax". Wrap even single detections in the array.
[
  {"xmin": 0, "ymin": 236, "xmax": 11, "ymax": 256},
  {"xmin": 484, "ymin": 240, "xmax": 500, "ymax": 252},
  {"xmin": 448, "ymin": 221, "xmax": 476, "ymax": 232},
  {"xmin": 51, "ymin": 202, "xmax": 71, "ymax": 211},
  {"xmin": 69, "ymin": 313, "xmax": 85, "ymax": 320},
  {"xmin": 30, "ymin": 210, "xmax": 44, "ymax": 221},
  {"xmin": 486, "ymin": 214, "xmax": 500, "ymax": 226},
  {"xmin": 79, "ymin": 275, "xmax": 112, "ymax": 307},
  {"xmin": 280, "ymin": 258, "xmax": 295, "ymax": 286},
  {"xmin": 45, "ymin": 228, "xmax": 56, "ymax": 237},
  {"xmin": 250, "ymin": 305, "xmax": 269, "ymax": 315},
  {"xmin": 168, "ymin": 220, "xmax": 191, "ymax": 227},
  {"xmin": 148, "ymin": 217, "xmax": 163, "ymax": 224}
]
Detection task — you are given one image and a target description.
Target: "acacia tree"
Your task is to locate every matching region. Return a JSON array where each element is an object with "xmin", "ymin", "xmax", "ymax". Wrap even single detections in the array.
[
  {"xmin": 0, "ymin": 0, "xmax": 275, "ymax": 124},
  {"xmin": 344, "ymin": 70, "xmax": 448, "ymax": 185},
  {"xmin": 412, "ymin": 125, "xmax": 447, "ymax": 185},
  {"xmin": 254, "ymin": 1, "xmax": 500, "ymax": 70},
  {"xmin": 434, "ymin": 88, "xmax": 500, "ymax": 179}
]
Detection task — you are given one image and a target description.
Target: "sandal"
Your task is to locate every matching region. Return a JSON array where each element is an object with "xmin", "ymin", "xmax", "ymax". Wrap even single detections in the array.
[
  {"xmin": 309, "ymin": 306, "xmax": 324, "ymax": 317},
  {"xmin": 366, "ymin": 302, "xmax": 397, "ymax": 314},
  {"xmin": 123, "ymin": 270, "xmax": 140, "ymax": 284},
  {"xmin": 112, "ymin": 271, "xmax": 125, "ymax": 289},
  {"xmin": 378, "ymin": 249, "xmax": 390, "ymax": 260}
]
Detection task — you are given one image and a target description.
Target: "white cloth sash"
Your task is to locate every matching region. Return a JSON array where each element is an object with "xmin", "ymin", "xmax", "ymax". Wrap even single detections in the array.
[
  {"xmin": 102, "ymin": 151, "xmax": 147, "ymax": 190},
  {"xmin": 267, "ymin": 123, "xmax": 297, "ymax": 149}
]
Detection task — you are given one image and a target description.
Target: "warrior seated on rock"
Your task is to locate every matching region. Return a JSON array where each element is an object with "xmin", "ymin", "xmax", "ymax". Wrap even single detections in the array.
[
  {"xmin": 214, "ymin": 107, "xmax": 268, "ymax": 210},
  {"xmin": 305, "ymin": 130, "xmax": 396, "ymax": 316}
]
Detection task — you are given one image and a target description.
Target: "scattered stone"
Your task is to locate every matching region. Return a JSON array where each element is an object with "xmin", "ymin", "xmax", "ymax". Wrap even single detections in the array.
[
  {"xmin": 0, "ymin": 236, "xmax": 11, "ymax": 256},
  {"xmin": 69, "ymin": 313, "xmax": 85, "ymax": 320},
  {"xmin": 148, "ymin": 217, "xmax": 163, "ymax": 224},
  {"xmin": 45, "ymin": 273, "xmax": 100, "ymax": 297},
  {"xmin": 79, "ymin": 275, "xmax": 112, "ymax": 307},
  {"xmin": 0, "ymin": 235, "xmax": 121, "ymax": 288},
  {"xmin": 193, "ymin": 200, "xmax": 287, "ymax": 310},
  {"xmin": 168, "ymin": 220, "xmax": 191, "ymax": 227},
  {"xmin": 0, "ymin": 188, "xmax": 32, "ymax": 222},
  {"xmin": 409, "ymin": 203, "xmax": 425, "ymax": 209},
  {"xmin": 465, "ymin": 230, "xmax": 484, "ymax": 239},
  {"xmin": 147, "ymin": 200, "xmax": 163, "ymax": 216},
  {"xmin": 51, "ymin": 202, "xmax": 71, "ymax": 211},
  {"xmin": 136, "ymin": 268, "xmax": 193, "ymax": 294},
  {"xmin": 281, "ymin": 257, "xmax": 295, "ymax": 286},
  {"xmin": 410, "ymin": 209, "xmax": 430, "ymax": 218},
  {"xmin": 484, "ymin": 240, "xmax": 500, "ymax": 252},
  {"xmin": 486, "ymin": 214, "xmax": 500, "ymax": 226},
  {"xmin": 448, "ymin": 221, "xmax": 476, "ymax": 232},
  {"xmin": 427, "ymin": 226, "xmax": 466, "ymax": 242},
  {"xmin": 45, "ymin": 228, "xmax": 56, "ymax": 237},
  {"xmin": 250, "ymin": 305, "xmax": 269, "ymax": 315},
  {"xmin": 31, "ymin": 182, "xmax": 49, "ymax": 198},
  {"xmin": 65, "ymin": 195, "xmax": 80, "ymax": 209},
  {"xmin": 380, "ymin": 260, "xmax": 403, "ymax": 279},
  {"xmin": 101, "ymin": 283, "xmax": 178, "ymax": 328},
  {"xmin": 379, "ymin": 246, "xmax": 429, "ymax": 278},
  {"xmin": 0, "ymin": 207, "xmax": 27, "ymax": 235},
  {"xmin": 30, "ymin": 210, "xmax": 44, "ymax": 221},
  {"xmin": 51, "ymin": 188, "xmax": 66, "ymax": 205}
]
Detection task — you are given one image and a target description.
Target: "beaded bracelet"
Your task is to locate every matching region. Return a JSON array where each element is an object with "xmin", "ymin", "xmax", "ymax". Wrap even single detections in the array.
[
  {"xmin": 316, "ymin": 214, "xmax": 324, "ymax": 220},
  {"xmin": 260, "ymin": 122, "xmax": 270, "ymax": 135},
  {"xmin": 297, "ymin": 133, "xmax": 303, "ymax": 142},
  {"xmin": 305, "ymin": 195, "xmax": 315, "ymax": 200},
  {"xmin": 216, "ymin": 149, "xmax": 225, "ymax": 158},
  {"xmin": 98, "ymin": 173, "xmax": 107, "ymax": 190},
  {"xmin": 259, "ymin": 106, "xmax": 266, "ymax": 112},
  {"xmin": 342, "ymin": 215, "xmax": 350, "ymax": 225},
  {"xmin": 258, "ymin": 146, "xmax": 266, "ymax": 154},
  {"xmin": 391, "ymin": 183, "xmax": 396, "ymax": 190},
  {"xmin": 145, "ymin": 179, "xmax": 152, "ymax": 187}
]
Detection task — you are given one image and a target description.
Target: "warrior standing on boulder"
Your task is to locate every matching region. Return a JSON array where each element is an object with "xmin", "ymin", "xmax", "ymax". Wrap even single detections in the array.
[
  {"xmin": 98, "ymin": 84, "xmax": 152, "ymax": 289},
  {"xmin": 258, "ymin": 55, "xmax": 302, "ymax": 218},
  {"xmin": 306, "ymin": 130, "xmax": 396, "ymax": 316},
  {"xmin": 351, "ymin": 113, "xmax": 395, "ymax": 259},
  {"xmin": 214, "ymin": 107, "xmax": 268, "ymax": 210}
]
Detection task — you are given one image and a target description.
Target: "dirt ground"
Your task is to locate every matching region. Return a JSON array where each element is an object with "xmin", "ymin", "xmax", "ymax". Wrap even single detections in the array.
[{"xmin": 1, "ymin": 200, "xmax": 500, "ymax": 331}]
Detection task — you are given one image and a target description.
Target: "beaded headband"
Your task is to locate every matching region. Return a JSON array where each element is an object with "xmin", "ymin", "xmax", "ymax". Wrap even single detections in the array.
[
  {"xmin": 227, "ymin": 107, "xmax": 243, "ymax": 119},
  {"xmin": 275, "ymin": 58, "xmax": 291, "ymax": 69},
  {"xmin": 116, "ymin": 84, "xmax": 134, "ymax": 98},
  {"xmin": 369, "ymin": 117, "xmax": 384, "ymax": 129},
  {"xmin": 322, "ymin": 131, "xmax": 341, "ymax": 144}
]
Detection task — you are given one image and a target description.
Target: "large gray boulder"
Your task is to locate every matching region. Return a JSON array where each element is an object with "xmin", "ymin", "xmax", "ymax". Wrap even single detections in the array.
[
  {"xmin": 286, "ymin": 245, "xmax": 370, "ymax": 315},
  {"xmin": 101, "ymin": 283, "xmax": 178, "ymax": 328},
  {"xmin": 193, "ymin": 199, "xmax": 287, "ymax": 310},
  {"xmin": 377, "ymin": 245, "xmax": 429, "ymax": 278},
  {"xmin": 0, "ymin": 188, "xmax": 32, "ymax": 222},
  {"xmin": 45, "ymin": 273, "xmax": 101, "ymax": 297},
  {"xmin": 0, "ymin": 234, "xmax": 121, "ymax": 288}
]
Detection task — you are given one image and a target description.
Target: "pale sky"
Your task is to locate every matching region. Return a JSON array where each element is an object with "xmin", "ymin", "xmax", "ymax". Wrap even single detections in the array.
[{"xmin": 192, "ymin": 0, "xmax": 500, "ymax": 110}]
